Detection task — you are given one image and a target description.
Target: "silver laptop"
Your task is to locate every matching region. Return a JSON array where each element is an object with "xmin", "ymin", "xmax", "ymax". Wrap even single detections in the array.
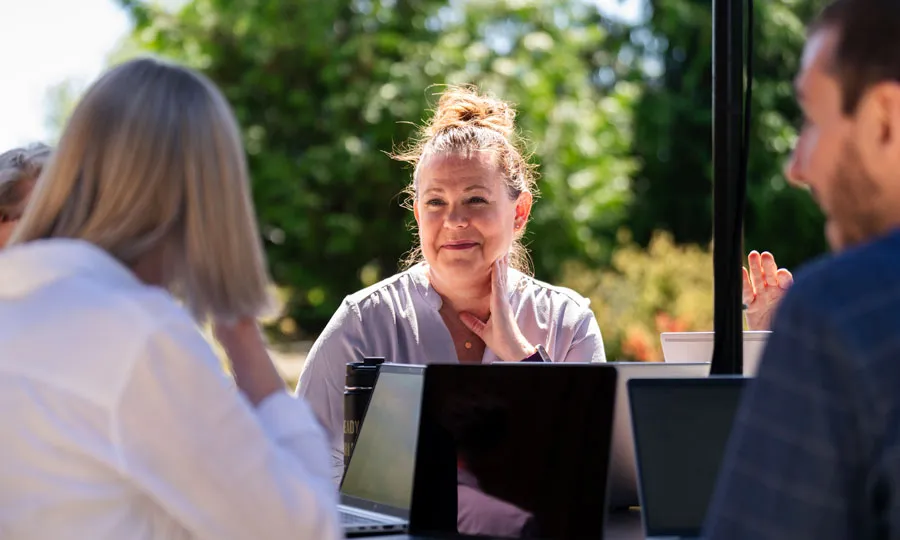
[
  {"xmin": 660, "ymin": 331, "xmax": 770, "ymax": 375},
  {"xmin": 628, "ymin": 377, "xmax": 748, "ymax": 539},
  {"xmin": 606, "ymin": 362, "xmax": 711, "ymax": 510},
  {"xmin": 339, "ymin": 364, "xmax": 425, "ymax": 536}
]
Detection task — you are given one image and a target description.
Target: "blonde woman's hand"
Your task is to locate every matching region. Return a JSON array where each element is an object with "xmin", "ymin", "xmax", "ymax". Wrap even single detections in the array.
[
  {"xmin": 743, "ymin": 251, "xmax": 793, "ymax": 331},
  {"xmin": 212, "ymin": 318, "xmax": 265, "ymax": 351},
  {"xmin": 459, "ymin": 256, "xmax": 536, "ymax": 362},
  {"xmin": 212, "ymin": 317, "xmax": 286, "ymax": 405}
]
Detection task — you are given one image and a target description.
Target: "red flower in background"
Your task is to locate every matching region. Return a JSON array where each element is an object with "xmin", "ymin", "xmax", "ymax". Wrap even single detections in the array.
[
  {"xmin": 622, "ymin": 326, "xmax": 658, "ymax": 362},
  {"xmin": 655, "ymin": 312, "xmax": 689, "ymax": 334}
]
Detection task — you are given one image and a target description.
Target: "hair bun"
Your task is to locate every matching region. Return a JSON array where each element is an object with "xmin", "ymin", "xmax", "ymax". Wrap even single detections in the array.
[{"xmin": 426, "ymin": 85, "xmax": 516, "ymax": 139}]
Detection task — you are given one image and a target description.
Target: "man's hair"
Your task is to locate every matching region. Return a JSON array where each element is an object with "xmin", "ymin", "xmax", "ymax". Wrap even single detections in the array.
[{"xmin": 812, "ymin": 0, "xmax": 900, "ymax": 114}]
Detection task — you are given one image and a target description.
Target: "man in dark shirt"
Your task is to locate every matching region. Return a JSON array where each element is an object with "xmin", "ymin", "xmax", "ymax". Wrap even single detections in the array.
[{"xmin": 704, "ymin": 0, "xmax": 900, "ymax": 537}]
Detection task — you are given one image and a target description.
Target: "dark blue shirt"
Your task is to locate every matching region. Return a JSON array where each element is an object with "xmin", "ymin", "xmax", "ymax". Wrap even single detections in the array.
[{"xmin": 703, "ymin": 229, "xmax": 900, "ymax": 539}]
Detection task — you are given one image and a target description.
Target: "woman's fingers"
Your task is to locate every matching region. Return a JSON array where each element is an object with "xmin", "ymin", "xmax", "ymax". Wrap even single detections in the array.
[
  {"xmin": 493, "ymin": 256, "xmax": 508, "ymax": 291},
  {"xmin": 747, "ymin": 250, "xmax": 765, "ymax": 290},
  {"xmin": 776, "ymin": 268, "xmax": 794, "ymax": 289},
  {"xmin": 459, "ymin": 312, "xmax": 486, "ymax": 339},
  {"xmin": 760, "ymin": 252, "xmax": 779, "ymax": 288},
  {"xmin": 742, "ymin": 267, "xmax": 755, "ymax": 305}
]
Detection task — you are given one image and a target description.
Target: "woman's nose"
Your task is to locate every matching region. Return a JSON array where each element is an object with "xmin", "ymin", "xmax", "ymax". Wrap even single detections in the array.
[{"xmin": 444, "ymin": 206, "xmax": 469, "ymax": 228}]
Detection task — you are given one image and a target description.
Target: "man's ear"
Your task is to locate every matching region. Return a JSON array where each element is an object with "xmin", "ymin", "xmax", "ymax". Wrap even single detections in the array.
[{"xmin": 855, "ymin": 82, "xmax": 900, "ymax": 179}]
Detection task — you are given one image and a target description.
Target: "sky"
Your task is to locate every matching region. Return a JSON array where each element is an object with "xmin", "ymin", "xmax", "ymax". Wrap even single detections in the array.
[
  {"xmin": 0, "ymin": 0, "xmax": 132, "ymax": 151},
  {"xmin": 0, "ymin": 0, "xmax": 641, "ymax": 153},
  {"xmin": 595, "ymin": 0, "xmax": 643, "ymax": 24}
]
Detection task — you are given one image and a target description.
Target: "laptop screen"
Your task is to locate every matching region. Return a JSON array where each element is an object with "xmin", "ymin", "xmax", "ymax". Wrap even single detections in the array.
[
  {"xmin": 417, "ymin": 363, "xmax": 618, "ymax": 539},
  {"xmin": 628, "ymin": 377, "xmax": 747, "ymax": 537},
  {"xmin": 341, "ymin": 365, "xmax": 425, "ymax": 516}
]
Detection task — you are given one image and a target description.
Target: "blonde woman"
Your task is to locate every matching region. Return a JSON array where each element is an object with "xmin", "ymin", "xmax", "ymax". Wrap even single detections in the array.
[
  {"xmin": 296, "ymin": 85, "xmax": 607, "ymax": 479},
  {"xmin": 0, "ymin": 58, "xmax": 339, "ymax": 539},
  {"xmin": 0, "ymin": 143, "xmax": 50, "ymax": 247}
]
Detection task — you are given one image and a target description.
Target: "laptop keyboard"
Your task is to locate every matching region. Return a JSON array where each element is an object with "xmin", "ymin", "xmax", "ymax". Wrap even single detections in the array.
[{"xmin": 340, "ymin": 510, "xmax": 387, "ymax": 527}]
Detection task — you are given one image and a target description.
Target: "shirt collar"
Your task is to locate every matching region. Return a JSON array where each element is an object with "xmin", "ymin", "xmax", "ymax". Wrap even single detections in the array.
[
  {"xmin": 0, "ymin": 239, "xmax": 142, "ymax": 299},
  {"xmin": 408, "ymin": 262, "xmax": 443, "ymax": 310}
]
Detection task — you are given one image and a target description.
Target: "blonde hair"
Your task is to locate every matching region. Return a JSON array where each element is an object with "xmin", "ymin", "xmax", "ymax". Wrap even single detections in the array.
[
  {"xmin": 10, "ymin": 58, "xmax": 273, "ymax": 323},
  {"xmin": 0, "ymin": 143, "xmax": 51, "ymax": 219},
  {"xmin": 392, "ymin": 85, "xmax": 539, "ymax": 273}
]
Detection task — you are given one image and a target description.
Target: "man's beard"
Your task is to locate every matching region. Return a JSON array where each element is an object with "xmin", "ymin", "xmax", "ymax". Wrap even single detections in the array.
[{"xmin": 824, "ymin": 142, "xmax": 884, "ymax": 251}]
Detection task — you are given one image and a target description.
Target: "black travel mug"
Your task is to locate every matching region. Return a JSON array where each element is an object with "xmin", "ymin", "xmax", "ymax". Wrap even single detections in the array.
[{"xmin": 343, "ymin": 357, "xmax": 385, "ymax": 470}]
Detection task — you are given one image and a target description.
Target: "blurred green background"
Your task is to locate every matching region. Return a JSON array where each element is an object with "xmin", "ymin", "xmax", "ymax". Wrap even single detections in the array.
[{"xmin": 70, "ymin": 0, "xmax": 829, "ymax": 362}]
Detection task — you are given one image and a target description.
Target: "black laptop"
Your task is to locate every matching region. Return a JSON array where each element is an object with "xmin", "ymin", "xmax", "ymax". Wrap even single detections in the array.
[
  {"xmin": 628, "ymin": 377, "xmax": 748, "ymax": 539},
  {"xmin": 416, "ymin": 363, "xmax": 619, "ymax": 539}
]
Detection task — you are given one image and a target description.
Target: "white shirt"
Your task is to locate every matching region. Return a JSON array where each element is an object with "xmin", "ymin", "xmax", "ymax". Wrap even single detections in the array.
[
  {"xmin": 296, "ymin": 262, "xmax": 606, "ymax": 480},
  {"xmin": 0, "ymin": 239, "xmax": 340, "ymax": 540}
]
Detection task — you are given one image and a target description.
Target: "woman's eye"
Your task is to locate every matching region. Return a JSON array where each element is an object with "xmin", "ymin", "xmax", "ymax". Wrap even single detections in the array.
[
  {"xmin": 468, "ymin": 197, "xmax": 488, "ymax": 204},
  {"xmin": 425, "ymin": 199, "xmax": 445, "ymax": 207}
]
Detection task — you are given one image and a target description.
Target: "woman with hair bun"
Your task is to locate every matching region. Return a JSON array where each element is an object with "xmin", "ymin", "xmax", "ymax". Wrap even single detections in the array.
[{"xmin": 296, "ymin": 85, "xmax": 606, "ymax": 478}]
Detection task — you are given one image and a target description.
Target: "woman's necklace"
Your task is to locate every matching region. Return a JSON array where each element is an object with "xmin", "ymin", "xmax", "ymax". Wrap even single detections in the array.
[
  {"xmin": 458, "ymin": 317, "xmax": 480, "ymax": 350},
  {"xmin": 442, "ymin": 306, "xmax": 479, "ymax": 350},
  {"xmin": 461, "ymin": 324, "xmax": 483, "ymax": 351}
]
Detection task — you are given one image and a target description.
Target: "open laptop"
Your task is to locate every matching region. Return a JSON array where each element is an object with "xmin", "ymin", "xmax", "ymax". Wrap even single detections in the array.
[
  {"xmin": 606, "ymin": 362, "xmax": 711, "ymax": 510},
  {"xmin": 339, "ymin": 364, "xmax": 426, "ymax": 537},
  {"xmin": 416, "ymin": 363, "xmax": 619, "ymax": 539},
  {"xmin": 628, "ymin": 377, "xmax": 748, "ymax": 539},
  {"xmin": 660, "ymin": 331, "xmax": 770, "ymax": 375}
]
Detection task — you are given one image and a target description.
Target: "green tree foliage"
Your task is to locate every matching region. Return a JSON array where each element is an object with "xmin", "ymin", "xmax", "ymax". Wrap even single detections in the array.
[
  {"xmin": 562, "ymin": 230, "xmax": 714, "ymax": 362},
  {"xmin": 118, "ymin": 0, "xmax": 637, "ymax": 337},
  {"xmin": 120, "ymin": 0, "xmax": 445, "ymax": 337},
  {"xmin": 43, "ymin": 79, "xmax": 85, "ymax": 144},
  {"xmin": 624, "ymin": 0, "xmax": 830, "ymax": 268},
  {"xmin": 114, "ymin": 0, "xmax": 831, "ymax": 345}
]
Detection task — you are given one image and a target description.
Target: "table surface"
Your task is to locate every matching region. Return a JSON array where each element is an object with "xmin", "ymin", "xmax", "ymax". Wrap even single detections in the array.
[{"xmin": 353, "ymin": 510, "xmax": 645, "ymax": 540}]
